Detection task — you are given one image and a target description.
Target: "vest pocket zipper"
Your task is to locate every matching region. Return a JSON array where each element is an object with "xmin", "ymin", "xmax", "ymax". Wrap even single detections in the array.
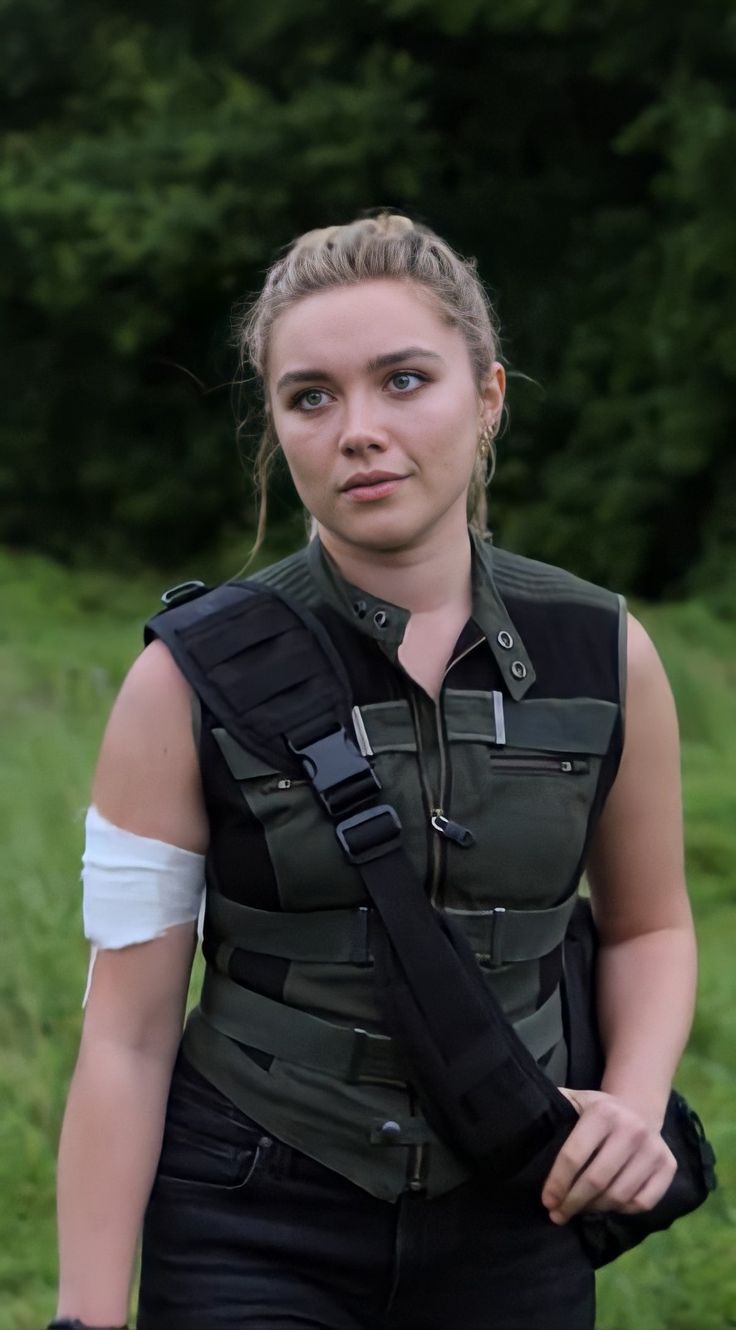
[
  {"xmin": 488, "ymin": 755, "xmax": 590, "ymax": 775},
  {"xmin": 431, "ymin": 809, "xmax": 475, "ymax": 847}
]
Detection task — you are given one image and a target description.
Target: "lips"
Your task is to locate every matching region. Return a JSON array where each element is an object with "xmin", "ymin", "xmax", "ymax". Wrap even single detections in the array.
[{"xmin": 341, "ymin": 471, "xmax": 406, "ymax": 492}]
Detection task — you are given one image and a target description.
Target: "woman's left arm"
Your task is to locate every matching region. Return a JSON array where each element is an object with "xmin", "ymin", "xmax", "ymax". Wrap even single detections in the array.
[{"xmin": 541, "ymin": 612, "xmax": 697, "ymax": 1225}]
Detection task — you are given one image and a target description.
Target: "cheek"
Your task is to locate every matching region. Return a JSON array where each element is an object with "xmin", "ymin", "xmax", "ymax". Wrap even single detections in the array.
[
  {"xmin": 279, "ymin": 439, "xmax": 331, "ymax": 511},
  {"xmin": 423, "ymin": 417, "xmax": 478, "ymax": 485}
]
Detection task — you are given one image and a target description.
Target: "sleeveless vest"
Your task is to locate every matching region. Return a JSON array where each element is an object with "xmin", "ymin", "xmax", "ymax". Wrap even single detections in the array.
[{"xmin": 176, "ymin": 532, "xmax": 625, "ymax": 1202}]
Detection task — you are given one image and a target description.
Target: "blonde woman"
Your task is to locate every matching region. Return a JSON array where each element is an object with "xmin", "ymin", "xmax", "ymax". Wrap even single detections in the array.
[{"xmin": 52, "ymin": 215, "xmax": 695, "ymax": 1330}]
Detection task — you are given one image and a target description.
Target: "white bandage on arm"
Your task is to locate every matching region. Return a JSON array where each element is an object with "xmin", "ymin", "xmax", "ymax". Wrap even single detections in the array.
[{"xmin": 81, "ymin": 804, "xmax": 206, "ymax": 1004}]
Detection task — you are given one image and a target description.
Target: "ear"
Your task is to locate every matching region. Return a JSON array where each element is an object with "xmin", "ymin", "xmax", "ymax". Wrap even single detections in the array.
[{"xmin": 479, "ymin": 361, "xmax": 506, "ymax": 434}]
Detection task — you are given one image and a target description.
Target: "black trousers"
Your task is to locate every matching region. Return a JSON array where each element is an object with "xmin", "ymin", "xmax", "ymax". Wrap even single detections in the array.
[{"xmin": 138, "ymin": 1056, "xmax": 595, "ymax": 1330}]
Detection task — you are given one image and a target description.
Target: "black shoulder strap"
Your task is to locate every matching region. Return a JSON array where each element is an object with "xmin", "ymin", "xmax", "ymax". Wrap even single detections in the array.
[
  {"xmin": 145, "ymin": 577, "xmax": 576, "ymax": 1179},
  {"xmin": 145, "ymin": 579, "xmax": 376, "ymax": 800}
]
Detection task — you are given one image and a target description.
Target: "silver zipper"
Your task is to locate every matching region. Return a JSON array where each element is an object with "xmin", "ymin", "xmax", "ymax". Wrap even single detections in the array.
[
  {"xmin": 428, "ymin": 636, "xmax": 485, "ymax": 902},
  {"xmin": 262, "ymin": 776, "xmax": 310, "ymax": 792},
  {"xmin": 488, "ymin": 755, "xmax": 589, "ymax": 775},
  {"xmin": 408, "ymin": 691, "xmax": 443, "ymax": 903},
  {"xmin": 444, "ymin": 636, "xmax": 485, "ymax": 679},
  {"xmin": 431, "ymin": 808, "xmax": 475, "ymax": 847},
  {"xmin": 406, "ymin": 636, "xmax": 486, "ymax": 904}
]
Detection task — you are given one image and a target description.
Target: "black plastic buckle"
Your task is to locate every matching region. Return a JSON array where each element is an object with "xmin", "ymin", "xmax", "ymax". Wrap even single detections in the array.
[
  {"xmin": 288, "ymin": 727, "xmax": 380, "ymax": 816},
  {"xmin": 336, "ymin": 804, "xmax": 402, "ymax": 865}
]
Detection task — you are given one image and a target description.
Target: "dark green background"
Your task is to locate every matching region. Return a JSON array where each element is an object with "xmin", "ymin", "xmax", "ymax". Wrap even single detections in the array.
[{"xmin": 2, "ymin": 0, "xmax": 734, "ymax": 600}]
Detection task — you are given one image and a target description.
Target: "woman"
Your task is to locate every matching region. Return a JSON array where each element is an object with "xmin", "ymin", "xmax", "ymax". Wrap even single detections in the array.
[{"xmin": 52, "ymin": 214, "xmax": 696, "ymax": 1330}]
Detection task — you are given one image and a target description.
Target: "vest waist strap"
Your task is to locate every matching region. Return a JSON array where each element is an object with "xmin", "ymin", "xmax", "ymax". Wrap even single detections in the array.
[
  {"xmin": 199, "ymin": 968, "xmax": 564, "ymax": 1079},
  {"xmin": 205, "ymin": 889, "xmax": 578, "ymax": 967}
]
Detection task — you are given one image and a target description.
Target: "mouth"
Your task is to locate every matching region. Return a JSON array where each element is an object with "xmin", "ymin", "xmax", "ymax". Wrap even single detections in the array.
[{"xmin": 340, "ymin": 472, "xmax": 408, "ymax": 502}]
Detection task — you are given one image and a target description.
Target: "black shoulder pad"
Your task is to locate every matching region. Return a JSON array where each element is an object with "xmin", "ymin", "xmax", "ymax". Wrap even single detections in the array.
[{"xmin": 144, "ymin": 580, "xmax": 354, "ymax": 777}]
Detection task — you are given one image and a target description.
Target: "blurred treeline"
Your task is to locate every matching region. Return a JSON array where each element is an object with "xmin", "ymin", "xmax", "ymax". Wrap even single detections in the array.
[{"xmin": 2, "ymin": 0, "xmax": 735, "ymax": 601}]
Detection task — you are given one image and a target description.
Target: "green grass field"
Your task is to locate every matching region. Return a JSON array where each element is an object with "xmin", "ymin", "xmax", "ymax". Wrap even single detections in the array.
[{"xmin": 1, "ymin": 546, "xmax": 734, "ymax": 1330}]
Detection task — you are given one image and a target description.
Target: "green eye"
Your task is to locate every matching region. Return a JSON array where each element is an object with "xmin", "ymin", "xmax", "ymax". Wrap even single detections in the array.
[
  {"xmin": 296, "ymin": 389, "xmax": 328, "ymax": 410},
  {"xmin": 390, "ymin": 372, "xmax": 425, "ymax": 392}
]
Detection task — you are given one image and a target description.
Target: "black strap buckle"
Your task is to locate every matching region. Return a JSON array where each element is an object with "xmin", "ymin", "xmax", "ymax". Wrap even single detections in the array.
[
  {"xmin": 289, "ymin": 727, "xmax": 381, "ymax": 816},
  {"xmin": 336, "ymin": 805, "xmax": 402, "ymax": 865}
]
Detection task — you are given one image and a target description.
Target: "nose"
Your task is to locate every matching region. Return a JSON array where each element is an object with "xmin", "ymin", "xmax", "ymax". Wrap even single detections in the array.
[{"xmin": 338, "ymin": 394, "xmax": 389, "ymax": 457}]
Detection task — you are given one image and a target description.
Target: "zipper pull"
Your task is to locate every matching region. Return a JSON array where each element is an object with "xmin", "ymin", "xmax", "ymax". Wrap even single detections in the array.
[{"xmin": 431, "ymin": 810, "xmax": 475, "ymax": 847}]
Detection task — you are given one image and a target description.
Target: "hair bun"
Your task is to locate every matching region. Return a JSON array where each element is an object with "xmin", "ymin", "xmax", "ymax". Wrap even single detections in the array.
[{"xmin": 290, "ymin": 213, "xmax": 416, "ymax": 256}]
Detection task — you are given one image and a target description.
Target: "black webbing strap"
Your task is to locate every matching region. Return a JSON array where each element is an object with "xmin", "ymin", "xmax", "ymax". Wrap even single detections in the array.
[
  {"xmin": 146, "ymin": 580, "xmax": 576, "ymax": 1177},
  {"xmin": 198, "ymin": 958, "xmax": 563, "ymax": 1077},
  {"xmin": 200, "ymin": 969, "xmax": 405, "ymax": 1082},
  {"xmin": 334, "ymin": 814, "xmax": 577, "ymax": 1172},
  {"xmin": 145, "ymin": 581, "xmax": 369, "ymax": 789},
  {"xmin": 204, "ymin": 888, "xmax": 576, "ymax": 966}
]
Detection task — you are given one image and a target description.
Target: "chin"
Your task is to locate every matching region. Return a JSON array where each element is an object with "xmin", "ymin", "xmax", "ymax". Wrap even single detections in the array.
[{"xmin": 330, "ymin": 514, "xmax": 428, "ymax": 556}]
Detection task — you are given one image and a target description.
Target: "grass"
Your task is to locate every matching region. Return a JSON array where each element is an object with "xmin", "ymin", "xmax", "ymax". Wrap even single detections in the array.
[{"xmin": 0, "ymin": 545, "xmax": 734, "ymax": 1330}]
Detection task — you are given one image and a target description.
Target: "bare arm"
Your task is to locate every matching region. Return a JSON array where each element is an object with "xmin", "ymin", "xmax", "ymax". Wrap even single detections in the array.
[
  {"xmin": 55, "ymin": 640, "xmax": 208, "ymax": 1325},
  {"xmin": 542, "ymin": 613, "xmax": 696, "ymax": 1223}
]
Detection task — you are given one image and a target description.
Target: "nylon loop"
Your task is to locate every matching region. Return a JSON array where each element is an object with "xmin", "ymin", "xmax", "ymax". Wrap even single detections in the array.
[
  {"xmin": 212, "ymin": 647, "xmax": 325, "ymax": 710},
  {"xmin": 184, "ymin": 606, "xmax": 296, "ymax": 669}
]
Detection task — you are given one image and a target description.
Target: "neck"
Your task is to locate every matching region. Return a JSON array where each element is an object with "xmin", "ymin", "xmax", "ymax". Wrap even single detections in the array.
[{"xmin": 316, "ymin": 514, "xmax": 474, "ymax": 617}]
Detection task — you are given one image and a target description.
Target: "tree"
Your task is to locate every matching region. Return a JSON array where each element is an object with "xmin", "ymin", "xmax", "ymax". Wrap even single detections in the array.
[{"xmin": 1, "ymin": 0, "xmax": 734, "ymax": 600}]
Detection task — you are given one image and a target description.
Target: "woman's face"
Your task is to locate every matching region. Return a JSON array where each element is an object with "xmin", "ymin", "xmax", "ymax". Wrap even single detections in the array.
[{"xmin": 268, "ymin": 278, "xmax": 505, "ymax": 557}]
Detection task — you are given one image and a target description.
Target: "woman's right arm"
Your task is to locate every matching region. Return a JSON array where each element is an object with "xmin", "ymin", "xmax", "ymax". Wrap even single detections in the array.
[{"xmin": 55, "ymin": 640, "xmax": 209, "ymax": 1327}]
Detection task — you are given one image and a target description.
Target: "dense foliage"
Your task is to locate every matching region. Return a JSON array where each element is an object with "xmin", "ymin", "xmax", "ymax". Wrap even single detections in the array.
[{"xmin": 1, "ymin": 0, "xmax": 734, "ymax": 598}]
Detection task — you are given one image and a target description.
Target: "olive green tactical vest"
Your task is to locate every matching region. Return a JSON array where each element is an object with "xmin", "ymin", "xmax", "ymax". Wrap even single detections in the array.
[{"xmin": 181, "ymin": 531, "xmax": 625, "ymax": 1201}]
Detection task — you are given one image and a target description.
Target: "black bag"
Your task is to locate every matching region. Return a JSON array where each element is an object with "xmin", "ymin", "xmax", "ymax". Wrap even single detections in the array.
[{"xmin": 562, "ymin": 898, "xmax": 717, "ymax": 1267}]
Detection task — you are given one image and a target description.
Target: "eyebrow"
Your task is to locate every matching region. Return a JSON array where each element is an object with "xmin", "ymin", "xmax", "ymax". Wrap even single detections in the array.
[{"xmin": 275, "ymin": 347, "xmax": 444, "ymax": 393}]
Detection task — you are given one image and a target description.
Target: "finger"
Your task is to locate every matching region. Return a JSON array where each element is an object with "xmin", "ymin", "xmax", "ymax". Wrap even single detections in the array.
[
  {"xmin": 558, "ymin": 1087, "xmax": 585, "ymax": 1115},
  {"xmin": 558, "ymin": 1131, "xmax": 674, "ymax": 1220},
  {"xmin": 585, "ymin": 1155, "xmax": 660, "ymax": 1214},
  {"xmin": 541, "ymin": 1114, "xmax": 616, "ymax": 1213},
  {"xmin": 615, "ymin": 1156, "xmax": 678, "ymax": 1215},
  {"xmin": 547, "ymin": 1130, "xmax": 639, "ymax": 1222}
]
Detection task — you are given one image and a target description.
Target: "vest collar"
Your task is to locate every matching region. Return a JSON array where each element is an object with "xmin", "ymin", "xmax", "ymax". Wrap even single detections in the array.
[
  {"xmin": 470, "ymin": 532, "xmax": 536, "ymax": 700},
  {"xmin": 306, "ymin": 530, "xmax": 536, "ymax": 700}
]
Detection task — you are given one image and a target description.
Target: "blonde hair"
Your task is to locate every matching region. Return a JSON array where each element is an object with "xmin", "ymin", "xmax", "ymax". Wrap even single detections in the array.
[{"xmin": 235, "ymin": 212, "xmax": 502, "ymax": 557}]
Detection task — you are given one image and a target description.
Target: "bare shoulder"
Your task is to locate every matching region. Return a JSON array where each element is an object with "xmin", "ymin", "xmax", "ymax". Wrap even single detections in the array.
[
  {"xmin": 622, "ymin": 611, "xmax": 678, "ymax": 747},
  {"xmin": 91, "ymin": 639, "xmax": 208, "ymax": 853},
  {"xmin": 625, "ymin": 611, "xmax": 671, "ymax": 686},
  {"xmin": 587, "ymin": 611, "xmax": 688, "ymax": 937}
]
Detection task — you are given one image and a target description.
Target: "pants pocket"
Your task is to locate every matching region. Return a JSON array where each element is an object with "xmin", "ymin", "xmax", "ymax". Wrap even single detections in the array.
[{"xmin": 154, "ymin": 1056, "xmax": 274, "ymax": 1192}]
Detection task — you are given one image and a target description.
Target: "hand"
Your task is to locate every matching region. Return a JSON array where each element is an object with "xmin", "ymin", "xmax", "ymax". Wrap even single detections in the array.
[{"xmin": 541, "ymin": 1089, "xmax": 677, "ymax": 1225}]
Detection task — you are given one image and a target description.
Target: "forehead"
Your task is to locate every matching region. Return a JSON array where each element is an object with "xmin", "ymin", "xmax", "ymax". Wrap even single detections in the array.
[{"xmin": 268, "ymin": 278, "xmax": 464, "ymax": 377}]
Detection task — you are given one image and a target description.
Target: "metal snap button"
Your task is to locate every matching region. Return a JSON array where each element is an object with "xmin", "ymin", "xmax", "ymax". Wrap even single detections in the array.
[
  {"xmin": 497, "ymin": 629, "xmax": 514, "ymax": 650},
  {"xmin": 510, "ymin": 660, "xmax": 527, "ymax": 680},
  {"xmin": 373, "ymin": 609, "xmax": 388, "ymax": 629},
  {"xmin": 353, "ymin": 600, "xmax": 368, "ymax": 618},
  {"xmin": 379, "ymin": 1120, "xmax": 402, "ymax": 1140}
]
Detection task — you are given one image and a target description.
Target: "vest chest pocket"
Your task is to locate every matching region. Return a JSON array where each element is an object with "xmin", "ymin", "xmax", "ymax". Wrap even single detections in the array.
[
  {"xmin": 442, "ymin": 693, "xmax": 618, "ymax": 910},
  {"xmin": 210, "ymin": 715, "xmax": 428, "ymax": 911}
]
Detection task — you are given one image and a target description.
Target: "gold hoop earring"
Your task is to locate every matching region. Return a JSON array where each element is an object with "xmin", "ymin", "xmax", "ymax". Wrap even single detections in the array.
[{"xmin": 478, "ymin": 422, "xmax": 495, "ymax": 461}]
